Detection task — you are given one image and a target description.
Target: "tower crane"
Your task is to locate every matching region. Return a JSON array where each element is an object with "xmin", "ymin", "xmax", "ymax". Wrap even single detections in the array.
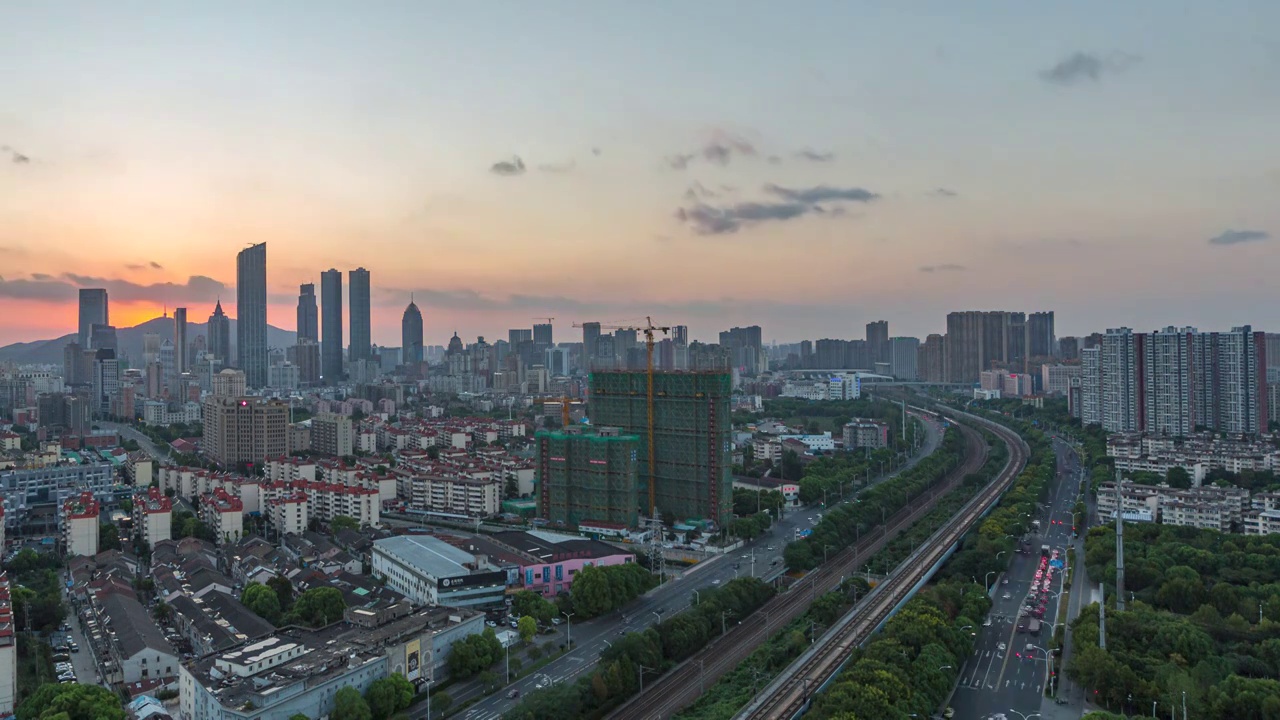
[
  {"xmin": 573, "ymin": 317, "xmax": 670, "ymax": 516},
  {"xmin": 533, "ymin": 396, "xmax": 577, "ymax": 428},
  {"xmin": 532, "ymin": 317, "xmax": 555, "ymax": 324}
]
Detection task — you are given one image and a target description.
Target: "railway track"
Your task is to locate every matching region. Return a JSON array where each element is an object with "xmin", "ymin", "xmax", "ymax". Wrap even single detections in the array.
[
  {"xmin": 735, "ymin": 410, "xmax": 1028, "ymax": 720},
  {"xmin": 608, "ymin": 411, "xmax": 1011, "ymax": 720}
]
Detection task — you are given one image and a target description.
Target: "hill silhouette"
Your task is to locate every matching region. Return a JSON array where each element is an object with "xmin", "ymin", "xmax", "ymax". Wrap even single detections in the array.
[{"xmin": 0, "ymin": 316, "xmax": 297, "ymax": 365}]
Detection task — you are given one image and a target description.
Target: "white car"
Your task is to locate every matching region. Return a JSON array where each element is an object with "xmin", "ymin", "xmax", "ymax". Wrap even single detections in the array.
[
  {"xmin": 711, "ymin": 579, "xmax": 721, "ymax": 585},
  {"xmin": 997, "ymin": 642, "xmax": 1007, "ymax": 651}
]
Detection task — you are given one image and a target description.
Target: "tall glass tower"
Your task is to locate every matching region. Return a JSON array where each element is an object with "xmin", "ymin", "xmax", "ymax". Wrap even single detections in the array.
[{"xmin": 235, "ymin": 243, "xmax": 268, "ymax": 387}]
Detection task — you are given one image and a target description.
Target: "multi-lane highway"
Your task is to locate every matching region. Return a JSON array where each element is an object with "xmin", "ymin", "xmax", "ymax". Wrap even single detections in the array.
[
  {"xmin": 437, "ymin": 416, "xmax": 944, "ymax": 720},
  {"xmin": 949, "ymin": 435, "xmax": 1085, "ymax": 720},
  {"xmin": 733, "ymin": 409, "xmax": 1027, "ymax": 720}
]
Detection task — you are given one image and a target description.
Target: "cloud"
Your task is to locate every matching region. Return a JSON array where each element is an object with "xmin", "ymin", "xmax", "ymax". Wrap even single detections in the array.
[
  {"xmin": 59, "ymin": 273, "xmax": 226, "ymax": 304},
  {"xmin": 701, "ymin": 133, "xmax": 756, "ymax": 166},
  {"xmin": 1208, "ymin": 229, "xmax": 1270, "ymax": 246},
  {"xmin": 125, "ymin": 264, "xmax": 145, "ymax": 271},
  {"xmin": 30, "ymin": 273, "xmax": 51, "ymax": 281},
  {"xmin": 1039, "ymin": 51, "xmax": 1140, "ymax": 86},
  {"xmin": 592, "ymin": 147, "xmax": 602, "ymax": 156},
  {"xmin": 675, "ymin": 183, "xmax": 880, "ymax": 235},
  {"xmin": 537, "ymin": 160, "xmax": 576, "ymax": 174},
  {"xmin": 683, "ymin": 181, "xmax": 719, "ymax": 201},
  {"xmin": 150, "ymin": 261, "xmax": 163, "ymax": 269},
  {"xmin": 919, "ymin": 264, "xmax": 967, "ymax": 273},
  {"xmin": 489, "ymin": 156, "xmax": 526, "ymax": 176},
  {"xmin": 795, "ymin": 149, "xmax": 836, "ymax": 163},
  {"xmin": 666, "ymin": 153, "xmax": 695, "ymax": 170},
  {"xmin": 766, "ymin": 155, "xmax": 782, "ymax": 165},
  {"xmin": 1, "ymin": 145, "xmax": 30, "ymax": 164},
  {"xmin": 0, "ymin": 275, "xmax": 75, "ymax": 301},
  {"xmin": 763, "ymin": 184, "xmax": 879, "ymax": 204},
  {"xmin": 932, "ymin": 187, "xmax": 958, "ymax": 198}
]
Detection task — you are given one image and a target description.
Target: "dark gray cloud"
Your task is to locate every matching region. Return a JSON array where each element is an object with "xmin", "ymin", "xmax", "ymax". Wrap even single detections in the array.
[
  {"xmin": 764, "ymin": 184, "xmax": 879, "ymax": 204},
  {"xmin": 126, "ymin": 260, "xmax": 165, "ymax": 271},
  {"xmin": 60, "ymin": 273, "xmax": 226, "ymax": 304},
  {"xmin": 1, "ymin": 145, "xmax": 30, "ymax": 164},
  {"xmin": 795, "ymin": 149, "xmax": 836, "ymax": 163},
  {"xmin": 932, "ymin": 187, "xmax": 958, "ymax": 198},
  {"xmin": 126, "ymin": 264, "xmax": 145, "ymax": 271},
  {"xmin": 30, "ymin": 273, "xmax": 52, "ymax": 281},
  {"xmin": 919, "ymin": 264, "xmax": 967, "ymax": 273},
  {"xmin": 150, "ymin": 261, "xmax": 163, "ymax": 269},
  {"xmin": 489, "ymin": 156, "xmax": 526, "ymax": 176},
  {"xmin": 1039, "ymin": 51, "xmax": 1140, "ymax": 86},
  {"xmin": 1208, "ymin": 229, "xmax": 1270, "ymax": 246},
  {"xmin": 0, "ymin": 275, "xmax": 75, "ymax": 301},
  {"xmin": 702, "ymin": 134, "xmax": 756, "ymax": 165},
  {"xmin": 537, "ymin": 160, "xmax": 576, "ymax": 174},
  {"xmin": 676, "ymin": 183, "xmax": 880, "ymax": 235}
]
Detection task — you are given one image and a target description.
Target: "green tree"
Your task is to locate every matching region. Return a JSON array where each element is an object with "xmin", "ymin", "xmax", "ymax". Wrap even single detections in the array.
[
  {"xmin": 289, "ymin": 586, "xmax": 346, "ymax": 627},
  {"xmin": 333, "ymin": 686, "xmax": 372, "ymax": 720},
  {"xmin": 241, "ymin": 582, "xmax": 283, "ymax": 625},
  {"xmin": 290, "ymin": 715, "xmax": 310, "ymax": 720},
  {"xmin": 99, "ymin": 523, "xmax": 122, "ymax": 552},
  {"xmin": 511, "ymin": 590, "xmax": 555, "ymax": 625},
  {"xmin": 517, "ymin": 615, "xmax": 538, "ymax": 643},
  {"xmin": 433, "ymin": 691, "xmax": 452, "ymax": 714},
  {"xmin": 1166, "ymin": 466, "xmax": 1192, "ymax": 489},
  {"xmin": 365, "ymin": 673, "xmax": 414, "ymax": 720},
  {"xmin": 266, "ymin": 575, "xmax": 294, "ymax": 611},
  {"xmin": 330, "ymin": 515, "xmax": 361, "ymax": 532},
  {"xmin": 16, "ymin": 682, "xmax": 127, "ymax": 720}
]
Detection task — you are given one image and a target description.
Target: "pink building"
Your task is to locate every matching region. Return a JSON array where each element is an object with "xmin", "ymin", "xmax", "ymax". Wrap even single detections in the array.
[{"xmin": 491, "ymin": 531, "xmax": 636, "ymax": 598}]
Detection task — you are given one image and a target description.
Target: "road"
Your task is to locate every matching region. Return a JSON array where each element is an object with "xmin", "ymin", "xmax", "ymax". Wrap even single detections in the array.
[
  {"xmin": 949, "ymin": 436, "xmax": 1084, "ymax": 720},
  {"xmin": 97, "ymin": 421, "xmax": 173, "ymax": 466},
  {"xmin": 430, "ymin": 415, "xmax": 944, "ymax": 720}
]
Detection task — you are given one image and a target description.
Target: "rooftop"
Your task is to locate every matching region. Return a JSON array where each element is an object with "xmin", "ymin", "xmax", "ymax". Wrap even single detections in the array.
[{"xmin": 373, "ymin": 534, "xmax": 482, "ymax": 579}]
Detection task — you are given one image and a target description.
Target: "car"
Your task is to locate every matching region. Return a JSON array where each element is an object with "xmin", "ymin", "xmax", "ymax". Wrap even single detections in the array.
[
  {"xmin": 771, "ymin": 560, "xmax": 779, "ymax": 566},
  {"xmin": 1001, "ymin": 593, "xmax": 1012, "ymax": 600},
  {"xmin": 1055, "ymin": 698, "xmax": 1069, "ymax": 705},
  {"xmin": 711, "ymin": 579, "xmax": 721, "ymax": 585},
  {"xmin": 997, "ymin": 642, "xmax": 1007, "ymax": 651},
  {"xmin": 485, "ymin": 621, "xmax": 497, "ymax": 628},
  {"xmin": 983, "ymin": 618, "xmax": 992, "ymax": 627},
  {"xmin": 618, "ymin": 629, "xmax": 627, "ymax": 636},
  {"xmin": 1001, "ymin": 578, "xmax": 1010, "ymax": 585},
  {"xmin": 70, "ymin": 645, "xmax": 80, "ymax": 653},
  {"xmin": 741, "ymin": 554, "xmax": 748, "ymax": 559},
  {"xmin": 509, "ymin": 620, "xmax": 519, "ymax": 629},
  {"xmin": 509, "ymin": 689, "xmax": 521, "ymax": 699},
  {"xmin": 551, "ymin": 617, "xmax": 562, "ymax": 625},
  {"xmin": 766, "ymin": 546, "xmax": 775, "ymax": 551}
]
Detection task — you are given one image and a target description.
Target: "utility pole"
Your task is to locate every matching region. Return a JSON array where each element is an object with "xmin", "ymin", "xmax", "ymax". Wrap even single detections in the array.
[
  {"xmin": 1115, "ymin": 470, "xmax": 1125, "ymax": 612},
  {"xmin": 1098, "ymin": 582, "xmax": 1106, "ymax": 650}
]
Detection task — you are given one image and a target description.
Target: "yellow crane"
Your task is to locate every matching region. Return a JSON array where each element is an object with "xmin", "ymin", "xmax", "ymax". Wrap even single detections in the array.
[
  {"xmin": 533, "ymin": 395, "xmax": 577, "ymax": 428},
  {"xmin": 573, "ymin": 317, "xmax": 670, "ymax": 515}
]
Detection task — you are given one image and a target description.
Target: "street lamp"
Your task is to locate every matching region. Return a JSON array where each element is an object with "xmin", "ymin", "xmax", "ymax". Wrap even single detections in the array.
[
  {"xmin": 562, "ymin": 612, "xmax": 574, "ymax": 650},
  {"xmin": 938, "ymin": 664, "xmax": 952, "ymax": 670},
  {"xmin": 984, "ymin": 571, "xmax": 996, "ymax": 593},
  {"xmin": 692, "ymin": 590, "xmax": 700, "ymax": 606}
]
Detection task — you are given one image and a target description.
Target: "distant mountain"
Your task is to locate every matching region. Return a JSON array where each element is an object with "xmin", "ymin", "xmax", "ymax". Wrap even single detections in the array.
[{"xmin": 0, "ymin": 316, "xmax": 297, "ymax": 366}]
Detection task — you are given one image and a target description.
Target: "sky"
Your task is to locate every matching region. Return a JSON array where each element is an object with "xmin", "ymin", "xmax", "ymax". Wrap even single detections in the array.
[{"xmin": 2, "ymin": 1, "xmax": 1280, "ymax": 349}]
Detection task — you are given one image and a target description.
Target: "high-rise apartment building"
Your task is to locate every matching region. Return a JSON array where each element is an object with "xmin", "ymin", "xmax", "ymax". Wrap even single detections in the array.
[
  {"xmin": 587, "ymin": 370, "xmax": 733, "ymax": 526},
  {"xmin": 91, "ymin": 349, "xmax": 120, "ymax": 418},
  {"xmin": 945, "ymin": 311, "xmax": 1029, "ymax": 383},
  {"xmin": 1081, "ymin": 347, "xmax": 1102, "ymax": 426},
  {"xmin": 1080, "ymin": 325, "xmax": 1268, "ymax": 436},
  {"xmin": 402, "ymin": 299, "xmax": 423, "ymax": 366},
  {"xmin": 77, "ymin": 288, "xmax": 108, "ymax": 349},
  {"xmin": 509, "ymin": 329, "xmax": 532, "ymax": 345},
  {"xmin": 294, "ymin": 283, "xmax": 318, "ymax": 343},
  {"xmin": 536, "ymin": 426, "xmax": 640, "ymax": 528},
  {"xmin": 173, "ymin": 307, "xmax": 188, "ymax": 376},
  {"xmin": 1100, "ymin": 328, "xmax": 1143, "ymax": 433},
  {"xmin": 235, "ymin": 243, "xmax": 268, "ymax": 388},
  {"xmin": 62, "ymin": 492, "xmax": 100, "ymax": 558},
  {"xmin": 311, "ymin": 413, "xmax": 354, "ymax": 457},
  {"xmin": 1058, "ymin": 336, "xmax": 1080, "ymax": 361},
  {"xmin": 672, "ymin": 326, "xmax": 689, "ymax": 347},
  {"xmin": 918, "ymin": 334, "xmax": 946, "ymax": 383},
  {"xmin": 207, "ymin": 300, "xmax": 231, "ymax": 363},
  {"xmin": 348, "ymin": 268, "xmax": 371, "ymax": 362},
  {"xmin": 866, "ymin": 320, "xmax": 889, "ymax": 363},
  {"xmin": 1143, "ymin": 327, "xmax": 1195, "ymax": 436},
  {"xmin": 889, "ymin": 337, "xmax": 919, "ymax": 380},
  {"xmin": 321, "ymin": 269, "xmax": 343, "ymax": 382},
  {"xmin": 719, "ymin": 325, "xmax": 765, "ymax": 375},
  {"xmin": 289, "ymin": 339, "xmax": 321, "ymax": 386},
  {"xmin": 211, "ymin": 369, "xmax": 247, "ymax": 398},
  {"xmin": 1027, "ymin": 311, "xmax": 1056, "ymax": 359},
  {"xmin": 1267, "ymin": 334, "xmax": 1280, "ymax": 370},
  {"xmin": 201, "ymin": 396, "xmax": 289, "ymax": 467},
  {"xmin": 1192, "ymin": 326, "xmax": 1268, "ymax": 435}
]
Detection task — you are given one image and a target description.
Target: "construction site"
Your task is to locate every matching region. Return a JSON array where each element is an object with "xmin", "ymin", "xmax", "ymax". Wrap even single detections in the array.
[
  {"xmin": 535, "ymin": 425, "xmax": 640, "ymax": 529},
  {"xmin": 587, "ymin": 370, "xmax": 734, "ymax": 528}
]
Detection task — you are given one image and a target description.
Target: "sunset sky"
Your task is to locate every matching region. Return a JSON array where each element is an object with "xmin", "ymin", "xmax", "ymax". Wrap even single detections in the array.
[{"xmin": 2, "ymin": 2, "xmax": 1279, "ymax": 349}]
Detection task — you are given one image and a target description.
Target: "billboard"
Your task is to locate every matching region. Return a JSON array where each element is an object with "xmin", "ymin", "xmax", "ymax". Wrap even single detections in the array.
[{"xmin": 405, "ymin": 639, "xmax": 422, "ymax": 683}]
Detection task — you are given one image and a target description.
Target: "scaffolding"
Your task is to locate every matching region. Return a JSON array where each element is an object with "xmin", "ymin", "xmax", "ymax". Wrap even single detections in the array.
[
  {"xmin": 536, "ymin": 426, "xmax": 641, "ymax": 528},
  {"xmin": 587, "ymin": 370, "xmax": 733, "ymax": 528}
]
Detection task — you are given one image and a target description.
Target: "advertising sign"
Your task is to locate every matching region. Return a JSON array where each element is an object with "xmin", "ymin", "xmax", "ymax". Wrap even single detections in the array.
[{"xmin": 405, "ymin": 639, "xmax": 421, "ymax": 682}]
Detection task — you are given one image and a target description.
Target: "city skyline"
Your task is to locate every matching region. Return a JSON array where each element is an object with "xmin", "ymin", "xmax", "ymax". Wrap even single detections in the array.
[{"xmin": 3, "ymin": 3, "xmax": 1280, "ymax": 346}]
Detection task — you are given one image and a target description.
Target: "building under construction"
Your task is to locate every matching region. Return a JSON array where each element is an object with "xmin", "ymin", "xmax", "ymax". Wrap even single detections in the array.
[
  {"xmin": 587, "ymin": 370, "xmax": 733, "ymax": 528},
  {"xmin": 536, "ymin": 426, "xmax": 640, "ymax": 528}
]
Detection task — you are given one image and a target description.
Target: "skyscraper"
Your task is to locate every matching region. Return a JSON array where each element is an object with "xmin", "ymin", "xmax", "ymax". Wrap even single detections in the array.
[
  {"xmin": 320, "ymin": 269, "xmax": 343, "ymax": 382},
  {"xmin": 533, "ymin": 323, "xmax": 553, "ymax": 348},
  {"xmin": 296, "ymin": 284, "xmax": 318, "ymax": 342},
  {"xmin": 402, "ymin": 298, "xmax": 423, "ymax": 366},
  {"xmin": 671, "ymin": 325, "xmax": 689, "ymax": 347},
  {"xmin": 1027, "ymin": 311, "xmax": 1056, "ymax": 358},
  {"xmin": 866, "ymin": 320, "xmax": 889, "ymax": 363},
  {"xmin": 348, "ymin": 268, "xmax": 371, "ymax": 362},
  {"xmin": 581, "ymin": 322, "xmax": 601, "ymax": 369},
  {"xmin": 235, "ymin": 243, "xmax": 268, "ymax": 388},
  {"xmin": 78, "ymin": 288, "xmax": 108, "ymax": 348},
  {"xmin": 945, "ymin": 311, "xmax": 1025, "ymax": 383},
  {"xmin": 173, "ymin": 307, "xmax": 188, "ymax": 376},
  {"xmin": 1143, "ymin": 327, "xmax": 1194, "ymax": 436},
  {"xmin": 207, "ymin": 300, "xmax": 231, "ymax": 363},
  {"xmin": 889, "ymin": 337, "xmax": 920, "ymax": 380}
]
